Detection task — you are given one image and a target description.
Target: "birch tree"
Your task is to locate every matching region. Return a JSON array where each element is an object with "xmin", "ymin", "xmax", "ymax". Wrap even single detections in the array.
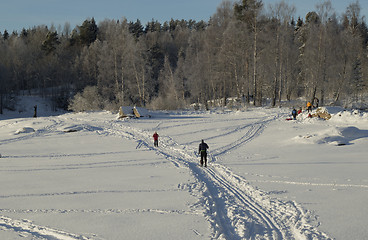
[
  {"xmin": 234, "ymin": 0, "xmax": 264, "ymax": 106},
  {"xmin": 268, "ymin": 1, "xmax": 295, "ymax": 106}
]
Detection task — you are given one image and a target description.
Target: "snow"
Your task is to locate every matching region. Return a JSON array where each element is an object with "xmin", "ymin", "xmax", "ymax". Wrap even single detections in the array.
[
  {"xmin": 0, "ymin": 97, "xmax": 367, "ymax": 239},
  {"xmin": 14, "ymin": 127, "xmax": 35, "ymax": 135}
]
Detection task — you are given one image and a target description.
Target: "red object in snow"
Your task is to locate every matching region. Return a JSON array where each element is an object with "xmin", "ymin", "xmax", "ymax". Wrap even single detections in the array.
[{"xmin": 153, "ymin": 132, "xmax": 159, "ymax": 141}]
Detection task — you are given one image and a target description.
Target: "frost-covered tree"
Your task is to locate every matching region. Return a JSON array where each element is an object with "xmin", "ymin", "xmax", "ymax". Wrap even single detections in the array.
[
  {"xmin": 234, "ymin": 0, "xmax": 264, "ymax": 106},
  {"xmin": 68, "ymin": 86, "xmax": 103, "ymax": 112}
]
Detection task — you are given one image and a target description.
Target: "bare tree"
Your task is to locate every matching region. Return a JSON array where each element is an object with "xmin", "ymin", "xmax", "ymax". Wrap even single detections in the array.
[
  {"xmin": 267, "ymin": 1, "xmax": 295, "ymax": 106},
  {"xmin": 234, "ymin": 0, "xmax": 264, "ymax": 106},
  {"xmin": 220, "ymin": 20, "xmax": 250, "ymax": 105}
]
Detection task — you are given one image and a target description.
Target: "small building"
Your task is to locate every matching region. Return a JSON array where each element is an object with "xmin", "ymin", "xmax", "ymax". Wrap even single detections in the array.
[
  {"xmin": 118, "ymin": 106, "xmax": 151, "ymax": 118},
  {"xmin": 133, "ymin": 107, "xmax": 151, "ymax": 118},
  {"xmin": 118, "ymin": 106, "xmax": 134, "ymax": 118}
]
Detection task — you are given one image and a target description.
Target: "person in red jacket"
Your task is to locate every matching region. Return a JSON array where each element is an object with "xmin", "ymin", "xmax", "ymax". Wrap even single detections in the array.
[
  {"xmin": 297, "ymin": 107, "xmax": 302, "ymax": 115},
  {"xmin": 153, "ymin": 132, "xmax": 159, "ymax": 147}
]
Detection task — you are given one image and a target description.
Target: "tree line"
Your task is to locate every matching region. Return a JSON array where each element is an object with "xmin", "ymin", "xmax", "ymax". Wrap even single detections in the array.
[{"xmin": 1, "ymin": 0, "xmax": 367, "ymax": 113}]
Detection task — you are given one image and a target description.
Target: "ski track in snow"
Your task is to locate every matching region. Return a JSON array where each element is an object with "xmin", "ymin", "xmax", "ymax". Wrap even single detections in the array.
[
  {"xmin": 86, "ymin": 112, "xmax": 330, "ymax": 239},
  {"xmin": 0, "ymin": 216, "xmax": 91, "ymax": 240},
  {"xmin": 0, "ymin": 112, "xmax": 332, "ymax": 239}
]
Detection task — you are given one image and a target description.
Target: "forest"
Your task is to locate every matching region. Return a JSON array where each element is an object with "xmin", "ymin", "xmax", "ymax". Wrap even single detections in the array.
[{"xmin": 1, "ymin": 0, "xmax": 368, "ymax": 113}]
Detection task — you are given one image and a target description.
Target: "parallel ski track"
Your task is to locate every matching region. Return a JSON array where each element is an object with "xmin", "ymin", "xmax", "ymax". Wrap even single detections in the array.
[
  {"xmin": 210, "ymin": 116, "xmax": 274, "ymax": 158},
  {"xmin": 84, "ymin": 113, "xmax": 292, "ymax": 239},
  {"xmin": 205, "ymin": 166, "xmax": 285, "ymax": 239},
  {"xmin": 101, "ymin": 113, "xmax": 329, "ymax": 240}
]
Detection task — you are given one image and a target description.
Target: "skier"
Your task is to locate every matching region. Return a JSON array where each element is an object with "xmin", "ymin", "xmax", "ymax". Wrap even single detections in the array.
[
  {"xmin": 307, "ymin": 101, "xmax": 312, "ymax": 113},
  {"xmin": 198, "ymin": 139, "xmax": 209, "ymax": 167},
  {"xmin": 153, "ymin": 132, "xmax": 159, "ymax": 147},
  {"xmin": 292, "ymin": 108, "xmax": 297, "ymax": 120}
]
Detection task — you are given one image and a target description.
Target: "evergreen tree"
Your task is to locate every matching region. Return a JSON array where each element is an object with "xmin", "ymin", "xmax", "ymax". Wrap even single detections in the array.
[
  {"xmin": 145, "ymin": 19, "xmax": 161, "ymax": 33},
  {"xmin": 295, "ymin": 17, "xmax": 303, "ymax": 31},
  {"xmin": 78, "ymin": 18, "xmax": 98, "ymax": 46},
  {"xmin": 351, "ymin": 58, "xmax": 364, "ymax": 102},
  {"xmin": 129, "ymin": 19, "xmax": 144, "ymax": 39},
  {"xmin": 234, "ymin": 0, "xmax": 263, "ymax": 26},
  {"xmin": 3, "ymin": 30, "xmax": 9, "ymax": 40},
  {"xmin": 42, "ymin": 31, "xmax": 60, "ymax": 54}
]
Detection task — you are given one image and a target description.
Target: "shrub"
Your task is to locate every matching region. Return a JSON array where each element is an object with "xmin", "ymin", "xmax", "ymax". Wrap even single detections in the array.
[{"xmin": 68, "ymin": 86, "xmax": 103, "ymax": 112}]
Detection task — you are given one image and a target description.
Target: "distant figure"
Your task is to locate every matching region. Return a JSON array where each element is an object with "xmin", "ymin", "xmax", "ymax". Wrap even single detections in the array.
[
  {"xmin": 153, "ymin": 132, "xmax": 159, "ymax": 147},
  {"xmin": 307, "ymin": 102, "xmax": 312, "ymax": 113},
  {"xmin": 33, "ymin": 105, "xmax": 37, "ymax": 118},
  {"xmin": 292, "ymin": 108, "xmax": 297, "ymax": 120},
  {"xmin": 198, "ymin": 139, "xmax": 209, "ymax": 167},
  {"xmin": 313, "ymin": 97, "xmax": 319, "ymax": 108}
]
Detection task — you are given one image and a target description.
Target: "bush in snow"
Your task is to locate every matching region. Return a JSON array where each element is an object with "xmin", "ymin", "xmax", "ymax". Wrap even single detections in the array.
[
  {"xmin": 148, "ymin": 95, "xmax": 185, "ymax": 110},
  {"xmin": 68, "ymin": 86, "xmax": 104, "ymax": 112}
]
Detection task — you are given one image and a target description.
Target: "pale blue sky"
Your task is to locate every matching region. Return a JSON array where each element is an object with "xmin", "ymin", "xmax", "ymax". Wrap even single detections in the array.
[{"xmin": 1, "ymin": 0, "xmax": 367, "ymax": 32}]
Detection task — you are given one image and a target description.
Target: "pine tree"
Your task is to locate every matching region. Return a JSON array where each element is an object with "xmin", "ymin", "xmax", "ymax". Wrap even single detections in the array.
[
  {"xmin": 129, "ymin": 20, "xmax": 144, "ymax": 39},
  {"xmin": 78, "ymin": 18, "xmax": 98, "ymax": 46},
  {"xmin": 42, "ymin": 31, "xmax": 60, "ymax": 54},
  {"xmin": 3, "ymin": 30, "xmax": 9, "ymax": 40},
  {"xmin": 351, "ymin": 58, "xmax": 364, "ymax": 102}
]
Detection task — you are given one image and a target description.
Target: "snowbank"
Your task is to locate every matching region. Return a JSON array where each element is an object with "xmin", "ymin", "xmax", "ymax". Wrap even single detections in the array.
[
  {"xmin": 293, "ymin": 126, "xmax": 368, "ymax": 145},
  {"xmin": 14, "ymin": 127, "xmax": 35, "ymax": 135}
]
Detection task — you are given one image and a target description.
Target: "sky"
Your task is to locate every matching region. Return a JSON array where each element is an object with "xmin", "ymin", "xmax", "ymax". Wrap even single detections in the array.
[{"xmin": 1, "ymin": 0, "xmax": 368, "ymax": 33}]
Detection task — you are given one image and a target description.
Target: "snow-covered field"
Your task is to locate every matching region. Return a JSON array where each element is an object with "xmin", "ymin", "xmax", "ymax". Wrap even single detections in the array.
[{"xmin": 0, "ymin": 97, "xmax": 367, "ymax": 240}]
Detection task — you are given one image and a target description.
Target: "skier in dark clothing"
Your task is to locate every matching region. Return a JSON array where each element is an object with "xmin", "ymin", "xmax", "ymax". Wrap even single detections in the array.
[
  {"xmin": 198, "ymin": 140, "xmax": 209, "ymax": 167},
  {"xmin": 292, "ymin": 108, "xmax": 297, "ymax": 120}
]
